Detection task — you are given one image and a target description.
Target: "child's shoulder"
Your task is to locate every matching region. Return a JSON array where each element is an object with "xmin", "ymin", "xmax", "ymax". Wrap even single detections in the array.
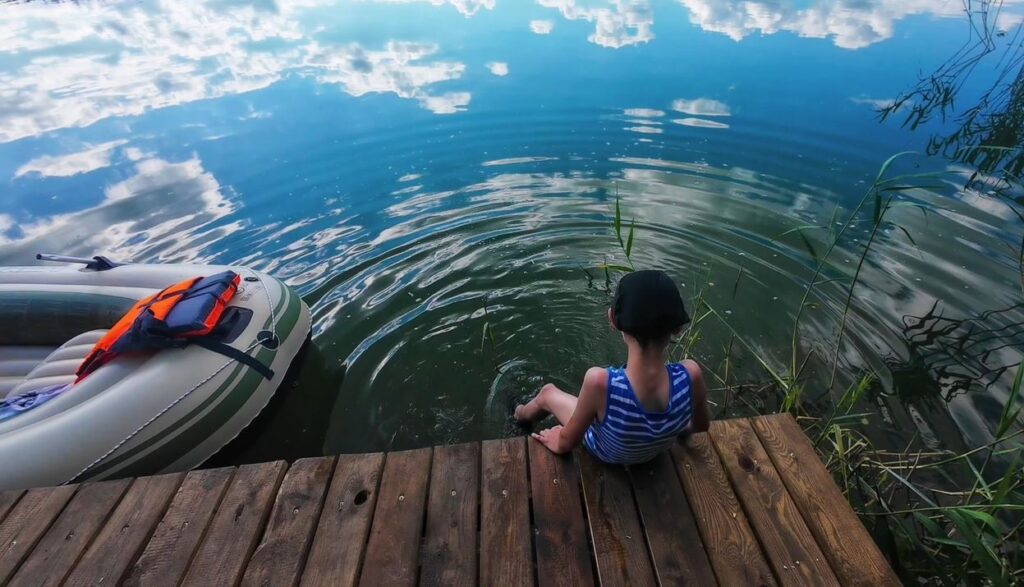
[
  {"xmin": 583, "ymin": 366, "xmax": 609, "ymax": 389},
  {"xmin": 680, "ymin": 359, "xmax": 703, "ymax": 382}
]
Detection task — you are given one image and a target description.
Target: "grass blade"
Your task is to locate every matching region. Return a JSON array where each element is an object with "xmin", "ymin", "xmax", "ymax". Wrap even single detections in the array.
[
  {"xmin": 797, "ymin": 229, "xmax": 819, "ymax": 262},
  {"xmin": 614, "ymin": 196, "xmax": 623, "ymax": 248},
  {"xmin": 997, "ymin": 363, "xmax": 1023, "ymax": 438},
  {"xmin": 625, "ymin": 218, "xmax": 635, "ymax": 259}
]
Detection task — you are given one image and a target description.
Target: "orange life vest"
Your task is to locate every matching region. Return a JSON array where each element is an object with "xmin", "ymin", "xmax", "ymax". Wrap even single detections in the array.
[{"xmin": 76, "ymin": 271, "xmax": 240, "ymax": 380}]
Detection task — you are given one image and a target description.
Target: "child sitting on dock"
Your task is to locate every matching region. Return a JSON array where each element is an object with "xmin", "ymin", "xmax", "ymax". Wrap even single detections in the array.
[{"xmin": 515, "ymin": 269, "xmax": 709, "ymax": 464}]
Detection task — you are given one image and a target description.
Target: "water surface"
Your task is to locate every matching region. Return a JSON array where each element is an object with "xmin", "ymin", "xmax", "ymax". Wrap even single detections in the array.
[{"xmin": 1, "ymin": 0, "xmax": 1022, "ymax": 459}]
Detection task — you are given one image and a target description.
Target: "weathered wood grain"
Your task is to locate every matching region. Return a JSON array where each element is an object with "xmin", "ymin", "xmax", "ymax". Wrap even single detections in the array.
[
  {"xmin": 629, "ymin": 452, "xmax": 717, "ymax": 586},
  {"xmin": 0, "ymin": 490, "xmax": 23, "ymax": 526},
  {"xmin": 710, "ymin": 419, "xmax": 839, "ymax": 587},
  {"xmin": 358, "ymin": 448, "xmax": 432, "ymax": 587},
  {"xmin": 528, "ymin": 439, "xmax": 594, "ymax": 587},
  {"xmin": 181, "ymin": 461, "xmax": 288, "ymax": 587},
  {"xmin": 125, "ymin": 467, "xmax": 236, "ymax": 587},
  {"xmin": 480, "ymin": 437, "xmax": 533, "ymax": 587},
  {"xmin": 11, "ymin": 479, "xmax": 131, "ymax": 587},
  {"xmin": 578, "ymin": 450, "xmax": 656, "ymax": 587},
  {"xmin": 301, "ymin": 453, "xmax": 385, "ymax": 587},
  {"xmin": 0, "ymin": 484, "xmax": 78, "ymax": 584},
  {"xmin": 420, "ymin": 442, "xmax": 480, "ymax": 586},
  {"xmin": 242, "ymin": 457, "xmax": 336, "ymax": 587},
  {"xmin": 63, "ymin": 472, "xmax": 185, "ymax": 587},
  {"xmin": 672, "ymin": 435, "xmax": 776, "ymax": 587},
  {"xmin": 751, "ymin": 414, "xmax": 900, "ymax": 587}
]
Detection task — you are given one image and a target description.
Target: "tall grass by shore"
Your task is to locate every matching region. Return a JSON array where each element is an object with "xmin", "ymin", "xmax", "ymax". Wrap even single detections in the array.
[{"xmin": 604, "ymin": 152, "xmax": 1024, "ymax": 585}]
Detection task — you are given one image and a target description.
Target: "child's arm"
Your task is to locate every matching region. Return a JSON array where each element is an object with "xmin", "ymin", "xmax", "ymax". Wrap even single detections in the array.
[
  {"xmin": 531, "ymin": 367, "xmax": 606, "ymax": 454},
  {"xmin": 683, "ymin": 359, "xmax": 710, "ymax": 433}
]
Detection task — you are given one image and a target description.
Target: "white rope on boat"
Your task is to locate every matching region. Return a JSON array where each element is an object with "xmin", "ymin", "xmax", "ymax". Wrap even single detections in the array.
[{"xmin": 66, "ymin": 269, "xmax": 281, "ymax": 484}]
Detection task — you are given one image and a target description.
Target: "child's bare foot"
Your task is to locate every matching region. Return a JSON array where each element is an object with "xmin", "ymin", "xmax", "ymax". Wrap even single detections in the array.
[{"xmin": 513, "ymin": 402, "xmax": 531, "ymax": 424}]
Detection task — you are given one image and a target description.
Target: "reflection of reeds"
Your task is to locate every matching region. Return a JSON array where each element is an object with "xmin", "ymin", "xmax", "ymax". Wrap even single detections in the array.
[{"xmin": 604, "ymin": 152, "xmax": 1024, "ymax": 584}]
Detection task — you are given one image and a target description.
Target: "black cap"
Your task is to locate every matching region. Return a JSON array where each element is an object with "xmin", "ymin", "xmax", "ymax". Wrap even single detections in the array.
[{"xmin": 613, "ymin": 270, "xmax": 689, "ymax": 341}]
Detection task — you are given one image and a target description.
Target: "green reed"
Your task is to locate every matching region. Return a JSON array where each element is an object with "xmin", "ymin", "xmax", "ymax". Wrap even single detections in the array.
[{"xmin": 602, "ymin": 156, "xmax": 1024, "ymax": 585}]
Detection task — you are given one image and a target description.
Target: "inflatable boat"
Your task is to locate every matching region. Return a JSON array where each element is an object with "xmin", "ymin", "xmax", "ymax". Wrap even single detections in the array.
[{"xmin": 0, "ymin": 256, "xmax": 311, "ymax": 490}]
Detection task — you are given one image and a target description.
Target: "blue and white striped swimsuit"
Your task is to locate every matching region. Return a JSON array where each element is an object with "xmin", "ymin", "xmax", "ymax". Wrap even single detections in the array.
[{"xmin": 584, "ymin": 363, "xmax": 693, "ymax": 465}]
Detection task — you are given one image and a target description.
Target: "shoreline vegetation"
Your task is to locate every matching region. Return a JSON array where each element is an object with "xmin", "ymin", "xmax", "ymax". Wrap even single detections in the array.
[{"xmin": 599, "ymin": 153, "xmax": 1023, "ymax": 585}]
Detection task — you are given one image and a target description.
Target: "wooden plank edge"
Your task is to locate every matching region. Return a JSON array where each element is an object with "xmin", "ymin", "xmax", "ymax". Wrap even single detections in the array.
[
  {"xmin": 348, "ymin": 452, "xmax": 387, "ymax": 587},
  {"xmin": 670, "ymin": 433, "xmax": 778, "ymax": 587},
  {"xmin": 264, "ymin": 456, "xmax": 337, "ymax": 585},
  {"xmin": 708, "ymin": 418, "xmax": 839, "ymax": 586},
  {"xmin": 176, "ymin": 466, "xmax": 240, "ymax": 585},
  {"xmin": 0, "ymin": 483, "xmax": 81, "ymax": 584},
  {"xmin": 751, "ymin": 413, "xmax": 901, "ymax": 586}
]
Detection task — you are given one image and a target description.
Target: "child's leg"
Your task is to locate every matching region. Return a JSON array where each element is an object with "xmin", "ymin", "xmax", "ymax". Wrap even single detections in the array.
[{"xmin": 514, "ymin": 383, "xmax": 578, "ymax": 425}]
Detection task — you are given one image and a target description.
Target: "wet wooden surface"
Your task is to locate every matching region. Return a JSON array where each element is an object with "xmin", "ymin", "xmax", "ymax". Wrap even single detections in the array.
[{"xmin": 0, "ymin": 414, "xmax": 896, "ymax": 586}]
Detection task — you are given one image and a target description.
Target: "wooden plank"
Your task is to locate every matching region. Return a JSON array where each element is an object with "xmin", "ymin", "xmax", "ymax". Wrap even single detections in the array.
[
  {"xmin": 480, "ymin": 437, "xmax": 533, "ymax": 587},
  {"xmin": 751, "ymin": 414, "xmax": 900, "ymax": 587},
  {"xmin": 672, "ymin": 435, "xmax": 776, "ymax": 586},
  {"xmin": 0, "ymin": 484, "xmax": 77, "ymax": 584},
  {"xmin": 63, "ymin": 472, "xmax": 185, "ymax": 586},
  {"xmin": 577, "ymin": 450, "xmax": 656, "ymax": 587},
  {"xmin": 629, "ymin": 452, "xmax": 717, "ymax": 587},
  {"xmin": 710, "ymin": 419, "xmax": 839, "ymax": 587},
  {"xmin": 182, "ymin": 461, "xmax": 288, "ymax": 587},
  {"xmin": 0, "ymin": 490, "xmax": 23, "ymax": 526},
  {"xmin": 242, "ymin": 457, "xmax": 336, "ymax": 587},
  {"xmin": 420, "ymin": 442, "xmax": 480, "ymax": 586},
  {"xmin": 11, "ymin": 479, "xmax": 132, "ymax": 587},
  {"xmin": 300, "ymin": 453, "xmax": 385, "ymax": 587},
  {"xmin": 125, "ymin": 467, "xmax": 236, "ymax": 587},
  {"xmin": 358, "ymin": 447, "xmax": 433, "ymax": 587},
  {"xmin": 528, "ymin": 439, "xmax": 594, "ymax": 587}
]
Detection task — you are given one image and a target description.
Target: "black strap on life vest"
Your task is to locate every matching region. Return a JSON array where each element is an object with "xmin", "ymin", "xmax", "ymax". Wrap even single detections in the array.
[{"xmin": 192, "ymin": 338, "xmax": 275, "ymax": 381}]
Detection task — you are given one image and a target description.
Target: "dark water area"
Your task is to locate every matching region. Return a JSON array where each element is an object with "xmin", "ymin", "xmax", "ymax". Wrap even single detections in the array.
[{"xmin": 1, "ymin": 0, "xmax": 1022, "ymax": 461}]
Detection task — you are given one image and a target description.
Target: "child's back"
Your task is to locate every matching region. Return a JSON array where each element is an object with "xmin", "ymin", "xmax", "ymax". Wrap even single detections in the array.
[{"xmin": 584, "ymin": 363, "xmax": 693, "ymax": 464}]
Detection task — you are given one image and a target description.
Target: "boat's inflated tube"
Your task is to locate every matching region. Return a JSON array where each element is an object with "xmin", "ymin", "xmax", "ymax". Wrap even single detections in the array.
[{"xmin": 0, "ymin": 262, "xmax": 312, "ymax": 490}]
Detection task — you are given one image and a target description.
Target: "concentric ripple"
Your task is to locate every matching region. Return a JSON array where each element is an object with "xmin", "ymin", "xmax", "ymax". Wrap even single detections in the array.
[{"xmin": 219, "ymin": 106, "xmax": 1023, "ymax": 455}]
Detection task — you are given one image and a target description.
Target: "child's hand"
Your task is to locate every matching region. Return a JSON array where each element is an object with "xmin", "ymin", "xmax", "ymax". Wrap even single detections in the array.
[{"xmin": 532, "ymin": 425, "xmax": 565, "ymax": 453}]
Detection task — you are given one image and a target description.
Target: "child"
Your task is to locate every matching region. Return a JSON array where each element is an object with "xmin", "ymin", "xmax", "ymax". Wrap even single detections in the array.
[{"xmin": 515, "ymin": 270, "xmax": 709, "ymax": 464}]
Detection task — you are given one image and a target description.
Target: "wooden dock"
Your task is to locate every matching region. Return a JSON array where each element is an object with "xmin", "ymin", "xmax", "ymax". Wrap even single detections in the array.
[{"xmin": 0, "ymin": 414, "xmax": 899, "ymax": 586}]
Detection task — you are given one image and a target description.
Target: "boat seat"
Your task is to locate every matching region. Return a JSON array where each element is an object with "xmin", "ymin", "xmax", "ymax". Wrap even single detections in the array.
[
  {"xmin": 0, "ymin": 346, "xmax": 56, "ymax": 399},
  {"xmin": 6, "ymin": 330, "xmax": 108, "ymax": 398}
]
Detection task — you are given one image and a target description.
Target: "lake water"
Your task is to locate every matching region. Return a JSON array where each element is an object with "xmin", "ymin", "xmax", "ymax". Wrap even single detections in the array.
[{"xmin": 1, "ymin": 0, "xmax": 1022, "ymax": 461}]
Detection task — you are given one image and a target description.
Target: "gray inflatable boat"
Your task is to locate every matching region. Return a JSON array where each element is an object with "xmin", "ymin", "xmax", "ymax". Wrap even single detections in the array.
[{"xmin": 0, "ymin": 256, "xmax": 311, "ymax": 490}]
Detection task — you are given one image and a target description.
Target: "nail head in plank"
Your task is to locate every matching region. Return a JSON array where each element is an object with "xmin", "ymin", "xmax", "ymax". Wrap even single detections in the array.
[
  {"xmin": 672, "ymin": 435, "xmax": 776, "ymax": 587},
  {"xmin": 301, "ymin": 452, "xmax": 385, "ymax": 587},
  {"xmin": 63, "ymin": 472, "xmax": 185, "ymax": 587},
  {"xmin": 577, "ymin": 450, "xmax": 657, "ymax": 587},
  {"xmin": 125, "ymin": 466, "xmax": 236, "ymax": 587},
  {"xmin": 629, "ymin": 452, "xmax": 717, "ymax": 587},
  {"xmin": 751, "ymin": 414, "xmax": 900, "ymax": 587},
  {"xmin": 527, "ymin": 439, "xmax": 594, "ymax": 587},
  {"xmin": 420, "ymin": 442, "xmax": 480, "ymax": 586},
  {"xmin": 358, "ymin": 447, "xmax": 433, "ymax": 587},
  {"xmin": 710, "ymin": 419, "xmax": 839, "ymax": 587},
  {"xmin": 242, "ymin": 457, "xmax": 336, "ymax": 587},
  {"xmin": 11, "ymin": 479, "xmax": 132, "ymax": 587},
  {"xmin": 0, "ymin": 484, "xmax": 78, "ymax": 584},
  {"xmin": 480, "ymin": 437, "xmax": 534, "ymax": 587},
  {"xmin": 181, "ymin": 460, "xmax": 288, "ymax": 587}
]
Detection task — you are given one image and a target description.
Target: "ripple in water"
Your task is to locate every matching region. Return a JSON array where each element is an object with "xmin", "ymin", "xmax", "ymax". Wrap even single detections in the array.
[{"xmin": 251, "ymin": 148, "xmax": 1023, "ymax": 456}]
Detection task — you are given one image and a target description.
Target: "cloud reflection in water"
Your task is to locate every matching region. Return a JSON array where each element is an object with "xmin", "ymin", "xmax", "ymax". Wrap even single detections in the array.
[
  {"xmin": 538, "ymin": 0, "xmax": 653, "ymax": 48},
  {"xmin": 0, "ymin": 0, "xmax": 474, "ymax": 143},
  {"xmin": 677, "ymin": 0, "xmax": 1024, "ymax": 49}
]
